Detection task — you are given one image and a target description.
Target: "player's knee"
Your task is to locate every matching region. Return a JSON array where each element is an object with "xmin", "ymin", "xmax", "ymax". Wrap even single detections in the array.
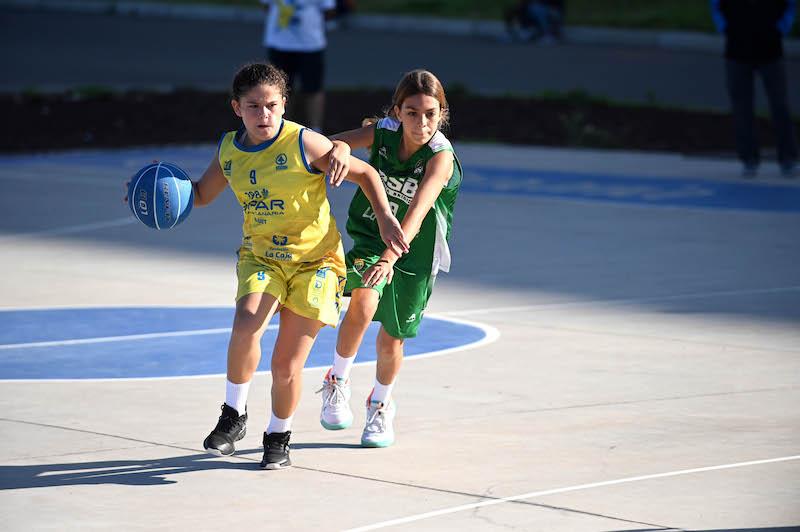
[
  {"xmin": 271, "ymin": 358, "xmax": 299, "ymax": 384},
  {"xmin": 232, "ymin": 308, "xmax": 264, "ymax": 337},
  {"xmin": 377, "ymin": 333, "xmax": 404, "ymax": 359}
]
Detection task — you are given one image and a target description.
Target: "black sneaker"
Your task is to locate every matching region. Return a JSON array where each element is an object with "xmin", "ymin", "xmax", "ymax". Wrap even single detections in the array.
[
  {"xmin": 203, "ymin": 404, "xmax": 247, "ymax": 456},
  {"xmin": 260, "ymin": 431, "xmax": 292, "ymax": 470}
]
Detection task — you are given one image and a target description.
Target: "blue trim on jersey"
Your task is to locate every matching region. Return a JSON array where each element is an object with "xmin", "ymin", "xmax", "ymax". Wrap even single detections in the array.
[
  {"xmin": 298, "ymin": 128, "xmax": 322, "ymax": 174},
  {"xmin": 217, "ymin": 131, "xmax": 227, "ymax": 153},
  {"xmin": 232, "ymin": 120, "xmax": 285, "ymax": 152}
]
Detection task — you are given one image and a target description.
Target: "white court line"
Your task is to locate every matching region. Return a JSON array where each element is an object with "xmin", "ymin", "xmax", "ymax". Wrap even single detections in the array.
[
  {"xmin": 0, "ymin": 326, "xmax": 276, "ymax": 350},
  {"xmin": 0, "ymin": 216, "xmax": 137, "ymax": 239},
  {"xmin": 440, "ymin": 285, "xmax": 800, "ymax": 317},
  {"xmin": 0, "ymin": 314, "xmax": 498, "ymax": 382},
  {"xmin": 346, "ymin": 455, "xmax": 800, "ymax": 531}
]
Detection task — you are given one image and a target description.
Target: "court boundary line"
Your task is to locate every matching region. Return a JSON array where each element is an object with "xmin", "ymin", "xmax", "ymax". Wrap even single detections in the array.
[
  {"xmin": 344, "ymin": 455, "xmax": 800, "ymax": 531},
  {"xmin": 0, "ymin": 313, "xmax": 499, "ymax": 383},
  {"xmin": 0, "ymin": 326, "xmax": 277, "ymax": 351}
]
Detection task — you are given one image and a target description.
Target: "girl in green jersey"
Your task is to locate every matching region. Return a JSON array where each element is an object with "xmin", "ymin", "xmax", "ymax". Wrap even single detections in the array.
[{"xmin": 319, "ymin": 69, "xmax": 463, "ymax": 447}]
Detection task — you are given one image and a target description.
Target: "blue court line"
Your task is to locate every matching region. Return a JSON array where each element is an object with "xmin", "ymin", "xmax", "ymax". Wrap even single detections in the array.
[{"xmin": 0, "ymin": 307, "xmax": 489, "ymax": 380}]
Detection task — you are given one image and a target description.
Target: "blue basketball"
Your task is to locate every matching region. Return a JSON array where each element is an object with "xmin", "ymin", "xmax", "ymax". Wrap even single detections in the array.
[{"xmin": 128, "ymin": 162, "xmax": 194, "ymax": 230}]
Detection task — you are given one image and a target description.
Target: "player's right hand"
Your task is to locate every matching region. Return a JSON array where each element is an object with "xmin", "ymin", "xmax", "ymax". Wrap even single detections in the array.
[{"xmin": 327, "ymin": 141, "xmax": 351, "ymax": 187}]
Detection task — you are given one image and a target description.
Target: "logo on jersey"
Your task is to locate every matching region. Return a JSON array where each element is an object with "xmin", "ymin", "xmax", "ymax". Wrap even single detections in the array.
[
  {"xmin": 413, "ymin": 160, "xmax": 424, "ymax": 176},
  {"xmin": 378, "ymin": 146, "xmax": 388, "ymax": 159},
  {"xmin": 272, "ymin": 234, "xmax": 288, "ymax": 246},
  {"xmin": 223, "ymin": 160, "xmax": 233, "ymax": 177},
  {"xmin": 243, "ymin": 187, "xmax": 284, "ymax": 218},
  {"xmin": 275, "ymin": 153, "xmax": 288, "ymax": 171},
  {"xmin": 383, "ymin": 175, "xmax": 419, "ymax": 205}
]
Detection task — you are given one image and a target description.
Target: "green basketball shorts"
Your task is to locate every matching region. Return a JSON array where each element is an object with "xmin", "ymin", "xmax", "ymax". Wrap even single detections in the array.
[{"xmin": 345, "ymin": 249, "xmax": 435, "ymax": 339}]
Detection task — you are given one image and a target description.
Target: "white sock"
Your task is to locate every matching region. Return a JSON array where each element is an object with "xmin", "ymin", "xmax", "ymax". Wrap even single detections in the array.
[
  {"xmin": 266, "ymin": 413, "xmax": 294, "ymax": 434},
  {"xmin": 331, "ymin": 351, "xmax": 355, "ymax": 381},
  {"xmin": 370, "ymin": 379, "xmax": 394, "ymax": 405},
  {"xmin": 225, "ymin": 379, "xmax": 250, "ymax": 416}
]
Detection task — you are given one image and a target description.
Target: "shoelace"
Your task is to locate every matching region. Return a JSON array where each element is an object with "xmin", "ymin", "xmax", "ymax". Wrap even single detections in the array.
[
  {"xmin": 364, "ymin": 403, "xmax": 386, "ymax": 433},
  {"xmin": 316, "ymin": 379, "xmax": 347, "ymax": 408},
  {"xmin": 266, "ymin": 434, "xmax": 290, "ymax": 451},
  {"xmin": 217, "ymin": 410, "xmax": 242, "ymax": 433}
]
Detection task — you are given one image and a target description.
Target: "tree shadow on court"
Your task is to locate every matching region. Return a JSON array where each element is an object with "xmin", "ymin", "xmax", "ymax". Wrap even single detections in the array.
[{"xmin": 0, "ymin": 441, "xmax": 366, "ymax": 490}]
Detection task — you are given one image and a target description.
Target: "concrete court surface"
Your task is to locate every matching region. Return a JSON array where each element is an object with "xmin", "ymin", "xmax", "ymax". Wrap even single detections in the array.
[{"xmin": 0, "ymin": 141, "xmax": 799, "ymax": 531}]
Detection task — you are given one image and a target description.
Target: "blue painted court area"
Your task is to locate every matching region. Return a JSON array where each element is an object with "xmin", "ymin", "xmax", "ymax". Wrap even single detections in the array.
[
  {"xmin": 465, "ymin": 165, "xmax": 800, "ymax": 213},
  {"xmin": 1, "ymin": 147, "xmax": 798, "ymax": 213},
  {"xmin": 0, "ymin": 307, "xmax": 487, "ymax": 380}
]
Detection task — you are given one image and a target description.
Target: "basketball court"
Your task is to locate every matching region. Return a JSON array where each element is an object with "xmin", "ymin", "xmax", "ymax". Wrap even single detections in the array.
[{"xmin": 0, "ymin": 142, "xmax": 798, "ymax": 531}]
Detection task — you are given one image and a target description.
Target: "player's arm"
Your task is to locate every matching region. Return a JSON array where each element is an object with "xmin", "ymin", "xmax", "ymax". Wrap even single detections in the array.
[
  {"xmin": 326, "ymin": 123, "xmax": 377, "ymax": 186},
  {"xmin": 303, "ymin": 129, "xmax": 409, "ymax": 256},
  {"xmin": 360, "ymin": 151, "xmax": 454, "ymax": 288},
  {"xmin": 192, "ymin": 154, "xmax": 228, "ymax": 207},
  {"xmin": 384, "ymin": 151, "xmax": 452, "ymax": 262}
]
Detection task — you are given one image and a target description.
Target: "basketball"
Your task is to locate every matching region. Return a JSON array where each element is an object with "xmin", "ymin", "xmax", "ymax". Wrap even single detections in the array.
[{"xmin": 127, "ymin": 162, "xmax": 194, "ymax": 230}]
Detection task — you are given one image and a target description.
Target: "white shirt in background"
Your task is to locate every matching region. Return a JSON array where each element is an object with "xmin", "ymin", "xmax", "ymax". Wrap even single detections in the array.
[{"xmin": 261, "ymin": 0, "xmax": 336, "ymax": 52}]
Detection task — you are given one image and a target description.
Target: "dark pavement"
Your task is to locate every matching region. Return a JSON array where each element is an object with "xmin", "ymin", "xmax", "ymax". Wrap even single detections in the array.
[{"xmin": 1, "ymin": 7, "xmax": 799, "ymax": 113}]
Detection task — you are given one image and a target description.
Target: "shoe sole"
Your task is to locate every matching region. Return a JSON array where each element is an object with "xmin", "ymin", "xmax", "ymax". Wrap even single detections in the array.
[
  {"xmin": 260, "ymin": 460, "xmax": 292, "ymax": 470},
  {"xmin": 360, "ymin": 438, "xmax": 394, "ymax": 448},
  {"xmin": 320, "ymin": 417, "xmax": 353, "ymax": 430},
  {"xmin": 203, "ymin": 427, "xmax": 246, "ymax": 457}
]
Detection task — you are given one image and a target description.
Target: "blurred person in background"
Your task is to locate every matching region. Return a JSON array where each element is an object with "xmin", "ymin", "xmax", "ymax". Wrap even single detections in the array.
[
  {"xmin": 262, "ymin": 0, "xmax": 337, "ymax": 132},
  {"xmin": 711, "ymin": 0, "xmax": 798, "ymax": 178},
  {"xmin": 504, "ymin": 0, "xmax": 565, "ymax": 44}
]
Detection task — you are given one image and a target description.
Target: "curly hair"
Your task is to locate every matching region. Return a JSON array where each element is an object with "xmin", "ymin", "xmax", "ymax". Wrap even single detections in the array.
[{"xmin": 231, "ymin": 62, "xmax": 289, "ymax": 101}]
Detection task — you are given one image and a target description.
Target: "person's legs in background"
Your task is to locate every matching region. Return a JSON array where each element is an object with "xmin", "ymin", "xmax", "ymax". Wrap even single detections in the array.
[
  {"xmin": 726, "ymin": 59, "xmax": 760, "ymax": 177},
  {"xmin": 759, "ymin": 60, "xmax": 798, "ymax": 177},
  {"xmin": 297, "ymin": 50, "xmax": 326, "ymax": 132}
]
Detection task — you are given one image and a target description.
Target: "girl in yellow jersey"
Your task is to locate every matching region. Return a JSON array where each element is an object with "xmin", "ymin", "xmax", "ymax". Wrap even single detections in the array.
[{"xmin": 189, "ymin": 63, "xmax": 408, "ymax": 469}]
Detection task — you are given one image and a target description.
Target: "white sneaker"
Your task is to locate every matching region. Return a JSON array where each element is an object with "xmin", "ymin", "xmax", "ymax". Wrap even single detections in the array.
[
  {"xmin": 361, "ymin": 398, "xmax": 396, "ymax": 448},
  {"xmin": 318, "ymin": 369, "xmax": 353, "ymax": 430}
]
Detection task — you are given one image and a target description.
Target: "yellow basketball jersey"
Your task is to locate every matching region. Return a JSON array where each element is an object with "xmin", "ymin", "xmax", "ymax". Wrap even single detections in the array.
[{"xmin": 218, "ymin": 120, "xmax": 342, "ymax": 263}]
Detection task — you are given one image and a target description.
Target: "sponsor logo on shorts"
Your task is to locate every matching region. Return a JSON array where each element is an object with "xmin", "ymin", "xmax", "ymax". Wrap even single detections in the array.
[
  {"xmin": 379, "ymin": 146, "xmax": 388, "ymax": 159},
  {"xmin": 406, "ymin": 313, "xmax": 416, "ymax": 323},
  {"xmin": 353, "ymin": 258, "xmax": 365, "ymax": 270}
]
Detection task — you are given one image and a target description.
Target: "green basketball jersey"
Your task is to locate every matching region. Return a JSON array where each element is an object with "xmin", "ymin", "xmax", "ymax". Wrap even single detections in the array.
[{"xmin": 346, "ymin": 117, "xmax": 462, "ymax": 277}]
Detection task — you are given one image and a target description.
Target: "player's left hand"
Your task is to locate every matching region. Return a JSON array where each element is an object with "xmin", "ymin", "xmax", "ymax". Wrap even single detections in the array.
[
  {"xmin": 363, "ymin": 259, "xmax": 394, "ymax": 287},
  {"xmin": 327, "ymin": 140, "xmax": 351, "ymax": 187}
]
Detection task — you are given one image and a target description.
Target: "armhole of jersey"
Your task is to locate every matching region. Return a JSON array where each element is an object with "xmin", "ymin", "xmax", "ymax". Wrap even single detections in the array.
[
  {"xmin": 217, "ymin": 131, "xmax": 228, "ymax": 156},
  {"xmin": 445, "ymin": 152, "xmax": 463, "ymax": 190},
  {"xmin": 217, "ymin": 131, "xmax": 229, "ymax": 170},
  {"xmin": 298, "ymin": 128, "xmax": 323, "ymax": 175}
]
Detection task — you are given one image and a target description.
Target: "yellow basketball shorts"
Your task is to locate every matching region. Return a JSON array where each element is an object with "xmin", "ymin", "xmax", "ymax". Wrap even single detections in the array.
[{"xmin": 236, "ymin": 247, "xmax": 346, "ymax": 327}]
